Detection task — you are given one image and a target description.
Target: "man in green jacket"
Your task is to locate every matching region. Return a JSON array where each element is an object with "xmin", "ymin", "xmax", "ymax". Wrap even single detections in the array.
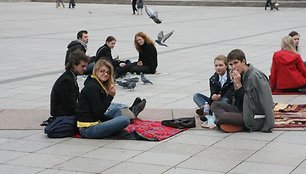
[{"xmin": 211, "ymin": 49, "xmax": 275, "ymax": 133}]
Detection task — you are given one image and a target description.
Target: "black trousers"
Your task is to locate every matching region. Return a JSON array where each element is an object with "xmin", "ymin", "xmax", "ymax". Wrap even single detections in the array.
[
  {"xmin": 132, "ymin": 0, "xmax": 137, "ymax": 14},
  {"xmin": 211, "ymin": 101, "xmax": 244, "ymax": 126}
]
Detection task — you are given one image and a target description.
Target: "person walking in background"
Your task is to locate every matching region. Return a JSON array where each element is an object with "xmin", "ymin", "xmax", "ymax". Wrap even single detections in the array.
[
  {"xmin": 137, "ymin": 0, "xmax": 144, "ymax": 15},
  {"xmin": 270, "ymin": 36, "xmax": 306, "ymax": 92},
  {"xmin": 128, "ymin": 32, "xmax": 158, "ymax": 74},
  {"xmin": 193, "ymin": 55, "xmax": 234, "ymax": 118},
  {"xmin": 265, "ymin": 0, "xmax": 272, "ymax": 10},
  {"xmin": 41, "ymin": 50, "xmax": 90, "ymax": 126},
  {"xmin": 56, "ymin": 0, "xmax": 65, "ymax": 8},
  {"xmin": 211, "ymin": 49, "xmax": 275, "ymax": 133},
  {"xmin": 132, "ymin": 0, "xmax": 138, "ymax": 15},
  {"xmin": 69, "ymin": 0, "xmax": 75, "ymax": 8}
]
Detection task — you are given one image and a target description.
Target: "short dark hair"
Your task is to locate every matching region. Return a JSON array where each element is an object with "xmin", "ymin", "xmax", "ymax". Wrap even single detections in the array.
[
  {"xmin": 288, "ymin": 31, "xmax": 299, "ymax": 37},
  {"xmin": 65, "ymin": 50, "xmax": 90, "ymax": 70},
  {"xmin": 227, "ymin": 49, "xmax": 247, "ymax": 64},
  {"xmin": 77, "ymin": 30, "xmax": 88, "ymax": 39}
]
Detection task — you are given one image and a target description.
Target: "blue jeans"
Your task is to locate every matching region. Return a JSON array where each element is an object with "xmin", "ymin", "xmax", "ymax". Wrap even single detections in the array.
[
  {"xmin": 79, "ymin": 107, "xmax": 130, "ymax": 139},
  {"xmin": 193, "ymin": 93, "xmax": 229, "ymax": 108}
]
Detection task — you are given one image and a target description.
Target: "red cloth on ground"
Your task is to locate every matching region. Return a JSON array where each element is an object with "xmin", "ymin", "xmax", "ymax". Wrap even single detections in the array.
[
  {"xmin": 124, "ymin": 118, "xmax": 186, "ymax": 141},
  {"xmin": 270, "ymin": 50, "xmax": 306, "ymax": 90}
]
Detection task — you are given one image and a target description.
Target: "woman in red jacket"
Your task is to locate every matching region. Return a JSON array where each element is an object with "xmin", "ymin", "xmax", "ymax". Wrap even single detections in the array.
[{"xmin": 270, "ymin": 36, "xmax": 306, "ymax": 92}]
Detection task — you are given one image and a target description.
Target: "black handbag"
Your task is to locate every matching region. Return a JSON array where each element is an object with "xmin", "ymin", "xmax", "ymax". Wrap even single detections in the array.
[{"xmin": 161, "ymin": 117, "xmax": 196, "ymax": 129}]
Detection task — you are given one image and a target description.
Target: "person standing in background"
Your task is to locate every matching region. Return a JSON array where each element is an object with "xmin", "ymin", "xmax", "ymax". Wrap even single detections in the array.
[
  {"xmin": 69, "ymin": 0, "xmax": 76, "ymax": 8},
  {"xmin": 137, "ymin": 0, "xmax": 144, "ymax": 15},
  {"xmin": 56, "ymin": 0, "xmax": 65, "ymax": 8},
  {"xmin": 132, "ymin": 0, "xmax": 138, "ymax": 15}
]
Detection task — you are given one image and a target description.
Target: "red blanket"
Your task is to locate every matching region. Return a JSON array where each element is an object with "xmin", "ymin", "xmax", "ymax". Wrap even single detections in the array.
[
  {"xmin": 274, "ymin": 103, "xmax": 306, "ymax": 128},
  {"xmin": 124, "ymin": 118, "xmax": 186, "ymax": 141}
]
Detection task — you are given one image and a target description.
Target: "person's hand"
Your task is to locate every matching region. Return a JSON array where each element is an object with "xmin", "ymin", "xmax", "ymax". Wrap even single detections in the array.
[
  {"xmin": 211, "ymin": 94, "xmax": 221, "ymax": 101},
  {"xmin": 230, "ymin": 69, "xmax": 242, "ymax": 89},
  {"xmin": 119, "ymin": 62, "xmax": 126, "ymax": 67},
  {"xmin": 109, "ymin": 84, "xmax": 116, "ymax": 96},
  {"xmin": 137, "ymin": 61, "xmax": 143, "ymax": 66}
]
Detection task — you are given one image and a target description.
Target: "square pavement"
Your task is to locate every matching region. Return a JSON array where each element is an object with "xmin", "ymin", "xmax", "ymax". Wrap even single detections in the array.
[{"xmin": 0, "ymin": 2, "xmax": 305, "ymax": 174}]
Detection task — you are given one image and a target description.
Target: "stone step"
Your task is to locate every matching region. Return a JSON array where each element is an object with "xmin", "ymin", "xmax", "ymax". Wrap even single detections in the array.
[{"xmin": 30, "ymin": 0, "xmax": 306, "ymax": 8}]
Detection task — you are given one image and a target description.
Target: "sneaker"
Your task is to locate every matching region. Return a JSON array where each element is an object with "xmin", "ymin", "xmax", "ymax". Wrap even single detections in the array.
[
  {"xmin": 40, "ymin": 116, "xmax": 54, "ymax": 126},
  {"xmin": 199, "ymin": 115, "xmax": 207, "ymax": 122},
  {"xmin": 196, "ymin": 108, "xmax": 204, "ymax": 116},
  {"xmin": 131, "ymin": 99, "xmax": 146, "ymax": 117},
  {"xmin": 219, "ymin": 124, "xmax": 243, "ymax": 133}
]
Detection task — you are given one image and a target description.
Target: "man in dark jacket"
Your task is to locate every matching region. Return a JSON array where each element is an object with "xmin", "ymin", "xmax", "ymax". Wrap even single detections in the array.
[
  {"xmin": 65, "ymin": 30, "xmax": 89, "ymax": 65},
  {"xmin": 211, "ymin": 49, "xmax": 275, "ymax": 133},
  {"xmin": 41, "ymin": 50, "xmax": 90, "ymax": 126}
]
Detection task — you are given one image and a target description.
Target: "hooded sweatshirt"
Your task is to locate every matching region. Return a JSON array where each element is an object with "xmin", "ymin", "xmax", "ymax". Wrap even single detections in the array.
[
  {"xmin": 65, "ymin": 39, "xmax": 87, "ymax": 65},
  {"xmin": 270, "ymin": 50, "xmax": 306, "ymax": 90}
]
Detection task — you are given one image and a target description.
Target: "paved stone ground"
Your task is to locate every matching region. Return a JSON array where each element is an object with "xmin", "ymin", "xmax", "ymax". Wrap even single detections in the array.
[{"xmin": 0, "ymin": 2, "xmax": 306, "ymax": 174}]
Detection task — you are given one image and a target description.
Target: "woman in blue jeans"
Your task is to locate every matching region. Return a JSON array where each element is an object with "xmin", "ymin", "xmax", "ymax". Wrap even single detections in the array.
[
  {"xmin": 193, "ymin": 55, "xmax": 234, "ymax": 116},
  {"xmin": 76, "ymin": 59, "xmax": 130, "ymax": 139}
]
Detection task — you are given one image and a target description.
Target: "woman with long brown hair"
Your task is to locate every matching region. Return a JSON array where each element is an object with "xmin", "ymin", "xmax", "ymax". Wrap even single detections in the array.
[{"xmin": 129, "ymin": 32, "xmax": 158, "ymax": 74}]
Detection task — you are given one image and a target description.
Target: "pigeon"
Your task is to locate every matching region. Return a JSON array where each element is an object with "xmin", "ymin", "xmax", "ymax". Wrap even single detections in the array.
[
  {"xmin": 127, "ymin": 82, "xmax": 136, "ymax": 91},
  {"xmin": 117, "ymin": 80, "xmax": 129, "ymax": 88},
  {"xmin": 88, "ymin": 10, "xmax": 93, "ymax": 14},
  {"xmin": 140, "ymin": 72, "xmax": 153, "ymax": 85},
  {"xmin": 145, "ymin": 6, "xmax": 162, "ymax": 24},
  {"xmin": 124, "ymin": 77, "xmax": 139, "ymax": 83},
  {"xmin": 155, "ymin": 30, "xmax": 174, "ymax": 47}
]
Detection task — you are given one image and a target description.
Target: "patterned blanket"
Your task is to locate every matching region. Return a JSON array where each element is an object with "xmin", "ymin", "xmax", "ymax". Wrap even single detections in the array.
[
  {"xmin": 124, "ymin": 118, "xmax": 186, "ymax": 141},
  {"xmin": 273, "ymin": 103, "xmax": 306, "ymax": 128}
]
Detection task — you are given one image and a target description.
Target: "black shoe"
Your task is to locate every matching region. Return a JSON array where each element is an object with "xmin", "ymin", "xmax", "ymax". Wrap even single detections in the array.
[
  {"xmin": 129, "ymin": 97, "xmax": 142, "ymax": 110},
  {"xmin": 40, "ymin": 117, "xmax": 54, "ymax": 126},
  {"xmin": 200, "ymin": 115, "xmax": 207, "ymax": 122},
  {"xmin": 131, "ymin": 99, "xmax": 146, "ymax": 117}
]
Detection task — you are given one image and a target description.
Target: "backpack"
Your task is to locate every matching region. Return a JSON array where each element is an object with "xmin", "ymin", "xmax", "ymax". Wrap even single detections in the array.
[{"xmin": 44, "ymin": 116, "xmax": 79, "ymax": 138}]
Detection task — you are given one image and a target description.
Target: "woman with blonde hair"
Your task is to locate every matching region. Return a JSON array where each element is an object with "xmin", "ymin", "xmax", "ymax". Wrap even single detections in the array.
[
  {"xmin": 270, "ymin": 36, "xmax": 306, "ymax": 92},
  {"xmin": 76, "ymin": 60, "xmax": 130, "ymax": 138},
  {"xmin": 128, "ymin": 32, "xmax": 158, "ymax": 74}
]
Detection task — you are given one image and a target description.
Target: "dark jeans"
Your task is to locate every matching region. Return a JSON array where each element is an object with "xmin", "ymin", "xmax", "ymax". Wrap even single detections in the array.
[
  {"xmin": 132, "ymin": 0, "xmax": 137, "ymax": 14},
  {"xmin": 126, "ymin": 62, "xmax": 155, "ymax": 74},
  {"xmin": 265, "ymin": 0, "xmax": 272, "ymax": 10},
  {"xmin": 211, "ymin": 101, "xmax": 244, "ymax": 126}
]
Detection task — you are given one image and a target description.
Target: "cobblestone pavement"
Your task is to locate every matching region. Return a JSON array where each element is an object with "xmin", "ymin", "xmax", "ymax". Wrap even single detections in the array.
[{"xmin": 0, "ymin": 2, "xmax": 305, "ymax": 174}]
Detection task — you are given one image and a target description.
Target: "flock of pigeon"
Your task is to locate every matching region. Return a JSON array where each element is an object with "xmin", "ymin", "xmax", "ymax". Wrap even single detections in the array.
[
  {"xmin": 144, "ymin": 5, "xmax": 174, "ymax": 47},
  {"xmin": 117, "ymin": 72, "xmax": 153, "ymax": 91}
]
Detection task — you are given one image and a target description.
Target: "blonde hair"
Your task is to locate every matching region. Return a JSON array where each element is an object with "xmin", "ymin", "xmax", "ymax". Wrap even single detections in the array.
[
  {"xmin": 281, "ymin": 36, "xmax": 297, "ymax": 53},
  {"xmin": 134, "ymin": 32, "xmax": 155, "ymax": 52},
  {"xmin": 214, "ymin": 55, "xmax": 228, "ymax": 66},
  {"xmin": 92, "ymin": 59, "xmax": 115, "ymax": 94}
]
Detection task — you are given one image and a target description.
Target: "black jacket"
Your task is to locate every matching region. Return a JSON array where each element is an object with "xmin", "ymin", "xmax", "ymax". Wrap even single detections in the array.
[
  {"xmin": 209, "ymin": 71, "xmax": 234, "ymax": 104},
  {"xmin": 95, "ymin": 44, "xmax": 120, "ymax": 67},
  {"xmin": 50, "ymin": 70, "xmax": 79, "ymax": 117},
  {"xmin": 139, "ymin": 42, "xmax": 158, "ymax": 73},
  {"xmin": 77, "ymin": 77, "xmax": 114, "ymax": 122},
  {"xmin": 65, "ymin": 40, "xmax": 87, "ymax": 65}
]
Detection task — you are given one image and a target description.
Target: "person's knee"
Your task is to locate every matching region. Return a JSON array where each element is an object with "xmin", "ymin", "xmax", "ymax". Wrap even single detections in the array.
[
  {"xmin": 211, "ymin": 101, "xmax": 219, "ymax": 111},
  {"xmin": 193, "ymin": 93, "xmax": 201, "ymax": 102}
]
